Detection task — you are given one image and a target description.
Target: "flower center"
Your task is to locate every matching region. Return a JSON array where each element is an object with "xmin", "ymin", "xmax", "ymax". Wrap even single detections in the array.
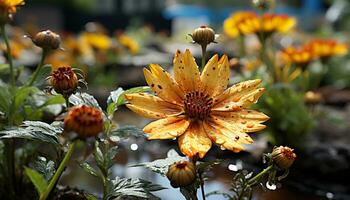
[{"xmin": 184, "ymin": 91, "xmax": 213, "ymax": 120}]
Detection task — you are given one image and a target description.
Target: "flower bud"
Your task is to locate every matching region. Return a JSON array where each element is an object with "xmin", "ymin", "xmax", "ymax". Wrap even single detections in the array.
[
  {"xmin": 304, "ymin": 91, "xmax": 323, "ymax": 104},
  {"xmin": 252, "ymin": 0, "xmax": 275, "ymax": 10},
  {"xmin": 32, "ymin": 30, "xmax": 61, "ymax": 50},
  {"xmin": 190, "ymin": 26, "xmax": 215, "ymax": 47},
  {"xmin": 64, "ymin": 105, "xmax": 104, "ymax": 138},
  {"xmin": 271, "ymin": 146, "xmax": 296, "ymax": 169},
  {"xmin": 50, "ymin": 67, "xmax": 78, "ymax": 97},
  {"xmin": 166, "ymin": 161, "xmax": 196, "ymax": 188}
]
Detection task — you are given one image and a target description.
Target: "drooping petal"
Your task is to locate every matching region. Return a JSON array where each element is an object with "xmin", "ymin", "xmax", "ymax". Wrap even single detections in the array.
[
  {"xmin": 178, "ymin": 121, "xmax": 211, "ymax": 158},
  {"xmin": 144, "ymin": 64, "xmax": 184, "ymax": 105},
  {"xmin": 212, "ymin": 79, "xmax": 264, "ymax": 111},
  {"xmin": 200, "ymin": 55, "xmax": 230, "ymax": 97},
  {"xmin": 203, "ymin": 121, "xmax": 244, "ymax": 152},
  {"xmin": 143, "ymin": 116, "xmax": 190, "ymax": 139},
  {"xmin": 125, "ymin": 93, "xmax": 183, "ymax": 119},
  {"xmin": 173, "ymin": 49, "xmax": 201, "ymax": 92}
]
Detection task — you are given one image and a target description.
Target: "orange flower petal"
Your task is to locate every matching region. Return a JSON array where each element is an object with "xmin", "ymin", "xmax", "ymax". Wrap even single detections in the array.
[
  {"xmin": 143, "ymin": 116, "xmax": 190, "ymax": 139},
  {"xmin": 178, "ymin": 122, "xmax": 211, "ymax": 158},
  {"xmin": 173, "ymin": 49, "xmax": 201, "ymax": 92},
  {"xmin": 212, "ymin": 79, "xmax": 264, "ymax": 111},
  {"xmin": 143, "ymin": 64, "xmax": 184, "ymax": 105},
  {"xmin": 125, "ymin": 93, "xmax": 183, "ymax": 119},
  {"xmin": 200, "ymin": 55, "xmax": 230, "ymax": 97},
  {"xmin": 203, "ymin": 121, "xmax": 244, "ymax": 152}
]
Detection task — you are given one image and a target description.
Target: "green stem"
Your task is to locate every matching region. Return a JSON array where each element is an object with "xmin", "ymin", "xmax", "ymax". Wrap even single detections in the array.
[
  {"xmin": 39, "ymin": 141, "xmax": 77, "ymax": 200},
  {"xmin": 28, "ymin": 49, "xmax": 47, "ymax": 86},
  {"xmin": 1, "ymin": 25, "xmax": 15, "ymax": 86},
  {"xmin": 64, "ymin": 96, "xmax": 70, "ymax": 110},
  {"xmin": 247, "ymin": 165, "xmax": 273, "ymax": 186},
  {"xmin": 238, "ymin": 35, "xmax": 246, "ymax": 58},
  {"xmin": 201, "ymin": 44, "xmax": 207, "ymax": 70}
]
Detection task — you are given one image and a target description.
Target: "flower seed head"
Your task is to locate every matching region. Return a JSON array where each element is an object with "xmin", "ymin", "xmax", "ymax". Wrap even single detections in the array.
[
  {"xmin": 50, "ymin": 67, "xmax": 78, "ymax": 97},
  {"xmin": 190, "ymin": 25, "xmax": 215, "ymax": 47},
  {"xmin": 271, "ymin": 146, "xmax": 296, "ymax": 169},
  {"xmin": 166, "ymin": 161, "xmax": 196, "ymax": 188},
  {"xmin": 32, "ymin": 30, "xmax": 61, "ymax": 50},
  {"xmin": 64, "ymin": 105, "xmax": 104, "ymax": 138}
]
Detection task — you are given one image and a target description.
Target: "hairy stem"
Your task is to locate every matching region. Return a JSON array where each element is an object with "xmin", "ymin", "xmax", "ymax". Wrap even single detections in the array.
[
  {"xmin": 201, "ymin": 44, "xmax": 207, "ymax": 70},
  {"xmin": 40, "ymin": 141, "xmax": 77, "ymax": 200},
  {"xmin": 247, "ymin": 165, "xmax": 273, "ymax": 186}
]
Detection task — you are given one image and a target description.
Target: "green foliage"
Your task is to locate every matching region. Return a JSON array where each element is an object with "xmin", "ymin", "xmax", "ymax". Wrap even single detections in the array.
[
  {"xmin": 257, "ymin": 85, "xmax": 315, "ymax": 147},
  {"xmin": 109, "ymin": 125, "xmax": 144, "ymax": 141},
  {"xmin": 0, "ymin": 121, "xmax": 62, "ymax": 144},
  {"xmin": 25, "ymin": 64, "xmax": 51, "ymax": 86},
  {"xmin": 132, "ymin": 149, "xmax": 186, "ymax": 176},
  {"xmin": 107, "ymin": 86, "xmax": 150, "ymax": 119},
  {"xmin": 69, "ymin": 92, "xmax": 102, "ymax": 110},
  {"xmin": 79, "ymin": 162, "xmax": 99, "ymax": 178},
  {"xmin": 24, "ymin": 167, "xmax": 48, "ymax": 196},
  {"xmin": 106, "ymin": 177, "xmax": 165, "ymax": 200},
  {"xmin": 33, "ymin": 156, "xmax": 56, "ymax": 181}
]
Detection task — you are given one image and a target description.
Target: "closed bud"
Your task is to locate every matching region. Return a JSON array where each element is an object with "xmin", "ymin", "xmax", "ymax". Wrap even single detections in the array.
[
  {"xmin": 190, "ymin": 26, "xmax": 215, "ymax": 47},
  {"xmin": 64, "ymin": 105, "xmax": 104, "ymax": 138},
  {"xmin": 252, "ymin": 0, "xmax": 275, "ymax": 10},
  {"xmin": 166, "ymin": 161, "xmax": 196, "ymax": 188},
  {"xmin": 271, "ymin": 146, "xmax": 296, "ymax": 169},
  {"xmin": 50, "ymin": 67, "xmax": 78, "ymax": 97},
  {"xmin": 32, "ymin": 30, "xmax": 61, "ymax": 50}
]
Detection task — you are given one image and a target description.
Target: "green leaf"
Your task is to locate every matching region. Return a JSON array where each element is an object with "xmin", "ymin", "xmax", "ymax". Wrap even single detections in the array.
[
  {"xmin": 34, "ymin": 156, "xmax": 56, "ymax": 181},
  {"xmin": 106, "ymin": 86, "xmax": 150, "ymax": 118},
  {"xmin": 0, "ymin": 121, "xmax": 62, "ymax": 144},
  {"xmin": 14, "ymin": 86, "xmax": 38, "ymax": 110},
  {"xmin": 69, "ymin": 93, "xmax": 101, "ymax": 110},
  {"xmin": 131, "ymin": 149, "xmax": 186, "ymax": 176},
  {"xmin": 106, "ymin": 146, "xmax": 119, "ymax": 169},
  {"xmin": 79, "ymin": 162, "xmax": 99, "ymax": 178},
  {"xmin": 24, "ymin": 167, "xmax": 48, "ymax": 196},
  {"xmin": 40, "ymin": 95, "xmax": 65, "ymax": 107},
  {"xmin": 109, "ymin": 126, "xmax": 144, "ymax": 141},
  {"xmin": 107, "ymin": 177, "xmax": 165, "ymax": 199},
  {"xmin": 93, "ymin": 141, "xmax": 105, "ymax": 172},
  {"xmin": 0, "ymin": 85, "xmax": 11, "ymax": 114},
  {"xmin": 86, "ymin": 194, "xmax": 98, "ymax": 200}
]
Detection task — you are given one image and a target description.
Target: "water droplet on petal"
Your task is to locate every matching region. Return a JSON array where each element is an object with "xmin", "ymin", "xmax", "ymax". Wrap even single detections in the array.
[{"xmin": 266, "ymin": 182, "xmax": 276, "ymax": 190}]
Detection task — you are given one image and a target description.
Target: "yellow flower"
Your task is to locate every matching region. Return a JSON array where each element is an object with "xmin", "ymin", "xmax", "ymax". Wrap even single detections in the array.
[
  {"xmin": 80, "ymin": 32, "xmax": 112, "ymax": 51},
  {"xmin": 0, "ymin": 0, "xmax": 24, "ymax": 14},
  {"xmin": 118, "ymin": 34, "xmax": 139, "ymax": 55},
  {"xmin": 224, "ymin": 12, "xmax": 296, "ymax": 39},
  {"xmin": 223, "ymin": 11, "xmax": 258, "ymax": 38},
  {"xmin": 125, "ymin": 49, "xmax": 268, "ymax": 158},
  {"xmin": 45, "ymin": 51, "xmax": 74, "ymax": 70},
  {"xmin": 280, "ymin": 46, "xmax": 313, "ymax": 67},
  {"xmin": 304, "ymin": 39, "xmax": 348, "ymax": 59}
]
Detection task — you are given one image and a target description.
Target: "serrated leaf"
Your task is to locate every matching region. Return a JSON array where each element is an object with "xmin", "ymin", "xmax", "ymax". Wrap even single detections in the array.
[
  {"xmin": 14, "ymin": 86, "xmax": 38, "ymax": 110},
  {"xmin": 93, "ymin": 141, "xmax": 105, "ymax": 172},
  {"xmin": 24, "ymin": 167, "xmax": 48, "ymax": 196},
  {"xmin": 117, "ymin": 86, "xmax": 150, "ymax": 106},
  {"xmin": 69, "ymin": 93, "xmax": 101, "ymax": 110},
  {"xmin": 109, "ymin": 126, "xmax": 144, "ymax": 141},
  {"xmin": 34, "ymin": 156, "xmax": 56, "ymax": 181},
  {"xmin": 86, "ymin": 194, "xmax": 98, "ymax": 200},
  {"xmin": 106, "ymin": 146, "xmax": 119, "ymax": 169},
  {"xmin": 131, "ymin": 149, "xmax": 186, "ymax": 176},
  {"xmin": 0, "ymin": 121, "xmax": 62, "ymax": 144},
  {"xmin": 107, "ymin": 177, "xmax": 165, "ymax": 199},
  {"xmin": 79, "ymin": 162, "xmax": 99, "ymax": 177}
]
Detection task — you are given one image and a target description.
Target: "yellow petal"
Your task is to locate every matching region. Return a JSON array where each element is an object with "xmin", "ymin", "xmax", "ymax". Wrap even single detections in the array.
[
  {"xmin": 125, "ymin": 93, "xmax": 183, "ymax": 119},
  {"xmin": 212, "ymin": 79, "xmax": 264, "ymax": 111},
  {"xmin": 173, "ymin": 49, "xmax": 201, "ymax": 92},
  {"xmin": 203, "ymin": 121, "xmax": 244, "ymax": 152},
  {"xmin": 144, "ymin": 64, "xmax": 184, "ymax": 104},
  {"xmin": 143, "ymin": 116, "xmax": 190, "ymax": 139},
  {"xmin": 200, "ymin": 55, "xmax": 230, "ymax": 97},
  {"xmin": 178, "ymin": 122, "xmax": 211, "ymax": 158}
]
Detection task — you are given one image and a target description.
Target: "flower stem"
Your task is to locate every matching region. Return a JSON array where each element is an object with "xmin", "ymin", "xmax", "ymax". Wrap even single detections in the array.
[
  {"xmin": 28, "ymin": 49, "xmax": 48, "ymax": 86},
  {"xmin": 247, "ymin": 165, "xmax": 274, "ymax": 186},
  {"xmin": 199, "ymin": 171, "xmax": 206, "ymax": 200},
  {"xmin": 201, "ymin": 44, "xmax": 207, "ymax": 70},
  {"xmin": 39, "ymin": 141, "xmax": 77, "ymax": 200},
  {"xmin": 1, "ymin": 25, "xmax": 15, "ymax": 86},
  {"xmin": 238, "ymin": 35, "xmax": 246, "ymax": 58}
]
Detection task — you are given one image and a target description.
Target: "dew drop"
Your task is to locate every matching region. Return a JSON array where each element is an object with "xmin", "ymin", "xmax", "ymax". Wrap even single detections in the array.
[
  {"xmin": 266, "ymin": 182, "xmax": 277, "ymax": 190},
  {"xmin": 326, "ymin": 192, "xmax": 334, "ymax": 199},
  {"xmin": 130, "ymin": 143, "xmax": 138, "ymax": 151}
]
